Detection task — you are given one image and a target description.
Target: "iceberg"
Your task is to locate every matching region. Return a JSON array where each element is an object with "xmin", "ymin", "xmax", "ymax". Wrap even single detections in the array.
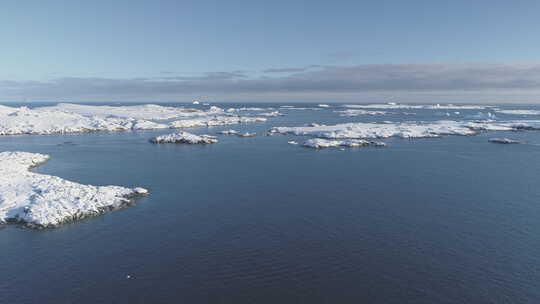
[
  {"xmin": 0, "ymin": 152, "xmax": 148, "ymax": 228},
  {"xmin": 150, "ymin": 132, "xmax": 218, "ymax": 144}
]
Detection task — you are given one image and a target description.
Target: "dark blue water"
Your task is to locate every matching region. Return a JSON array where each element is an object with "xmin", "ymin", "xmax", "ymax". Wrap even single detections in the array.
[{"xmin": 1, "ymin": 103, "xmax": 540, "ymax": 303}]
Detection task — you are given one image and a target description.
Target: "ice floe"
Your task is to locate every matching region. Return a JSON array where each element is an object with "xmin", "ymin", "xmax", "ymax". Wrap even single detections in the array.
[
  {"xmin": 150, "ymin": 132, "xmax": 218, "ymax": 144},
  {"xmin": 318, "ymin": 104, "xmax": 330, "ymax": 108},
  {"xmin": 0, "ymin": 151, "xmax": 148, "ymax": 228},
  {"xmin": 303, "ymin": 138, "xmax": 387, "ymax": 149}
]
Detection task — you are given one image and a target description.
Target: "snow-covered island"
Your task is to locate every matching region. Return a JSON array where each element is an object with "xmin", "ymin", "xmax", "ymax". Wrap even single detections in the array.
[
  {"xmin": 303, "ymin": 139, "xmax": 387, "ymax": 149},
  {"xmin": 0, "ymin": 152, "xmax": 148, "ymax": 228},
  {"xmin": 150, "ymin": 132, "xmax": 218, "ymax": 144},
  {"xmin": 269, "ymin": 120, "xmax": 540, "ymax": 139},
  {"xmin": 0, "ymin": 103, "xmax": 268, "ymax": 136}
]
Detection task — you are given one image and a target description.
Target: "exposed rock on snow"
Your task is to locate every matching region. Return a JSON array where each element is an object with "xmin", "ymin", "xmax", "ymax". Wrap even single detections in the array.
[
  {"xmin": 303, "ymin": 138, "xmax": 387, "ymax": 149},
  {"xmin": 150, "ymin": 132, "xmax": 218, "ymax": 144},
  {"xmin": 0, "ymin": 152, "xmax": 148, "ymax": 228},
  {"xmin": 488, "ymin": 138, "xmax": 522, "ymax": 144}
]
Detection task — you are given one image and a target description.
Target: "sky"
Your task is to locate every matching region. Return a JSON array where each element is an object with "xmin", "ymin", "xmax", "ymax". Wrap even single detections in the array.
[{"xmin": 1, "ymin": 0, "xmax": 540, "ymax": 103}]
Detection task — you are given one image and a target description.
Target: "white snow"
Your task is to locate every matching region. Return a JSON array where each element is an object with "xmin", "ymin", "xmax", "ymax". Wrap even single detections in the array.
[
  {"xmin": 269, "ymin": 120, "xmax": 540, "ymax": 139},
  {"xmin": 318, "ymin": 104, "xmax": 330, "ymax": 108},
  {"xmin": 150, "ymin": 132, "xmax": 218, "ymax": 144},
  {"xmin": 303, "ymin": 138, "xmax": 387, "ymax": 149},
  {"xmin": 495, "ymin": 110, "xmax": 540, "ymax": 115},
  {"xmin": 335, "ymin": 109, "xmax": 387, "ymax": 116},
  {"xmin": 192, "ymin": 101, "xmax": 200, "ymax": 105},
  {"xmin": 0, "ymin": 152, "xmax": 148, "ymax": 228}
]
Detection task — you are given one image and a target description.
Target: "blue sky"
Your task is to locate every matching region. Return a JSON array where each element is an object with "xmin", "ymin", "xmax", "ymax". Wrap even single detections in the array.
[{"xmin": 1, "ymin": 0, "xmax": 540, "ymax": 102}]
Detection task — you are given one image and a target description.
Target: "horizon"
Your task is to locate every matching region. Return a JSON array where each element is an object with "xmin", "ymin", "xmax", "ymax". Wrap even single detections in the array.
[{"xmin": 2, "ymin": 1, "xmax": 540, "ymax": 103}]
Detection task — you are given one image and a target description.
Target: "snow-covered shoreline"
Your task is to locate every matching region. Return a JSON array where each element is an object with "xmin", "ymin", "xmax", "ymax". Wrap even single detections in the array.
[
  {"xmin": 0, "ymin": 152, "xmax": 148, "ymax": 228},
  {"xmin": 0, "ymin": 104, "xmax": 268, "ymax": 136}
]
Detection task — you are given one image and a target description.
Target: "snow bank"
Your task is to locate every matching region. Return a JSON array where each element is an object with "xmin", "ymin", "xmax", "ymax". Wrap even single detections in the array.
[
  {"xmin": 0, "ymin": 152, "xmax": 148, "ymax": 228},
  {"xmin": 303, "ymin": 139, "xmax": 386, "ymax": 149},
  {"xmin": 150, "ymin": 132, "xmax": 218, "ymax": 144}
]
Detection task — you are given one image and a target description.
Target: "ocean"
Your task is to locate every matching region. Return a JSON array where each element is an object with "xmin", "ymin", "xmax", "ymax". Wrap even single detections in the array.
[{"xmin": 1, "ymin": 103, "xmax": 540, "ymax": 303}]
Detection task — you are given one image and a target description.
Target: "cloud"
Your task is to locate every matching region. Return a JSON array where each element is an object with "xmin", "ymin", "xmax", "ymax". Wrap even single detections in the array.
[{"xmin": 2, "ymin": 63, "xmax": 540, "ymax": 102}]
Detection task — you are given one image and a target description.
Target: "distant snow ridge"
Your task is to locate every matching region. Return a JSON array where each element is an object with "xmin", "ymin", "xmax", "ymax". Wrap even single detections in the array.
[
  {"xmin": 303, "ymin": 139, "xmax": 386, "ymax": 149},
  {"xmin": 495, "ymin": 110, "xmax": 540, "ymax": 115},
  {"xmin": 0, "ymin": 152, "xmax": 148, "ymax": 228},
  {"xmin": 169, "ymin": 116, "xmax": 267, "ymax": 128},
  {"xmin": 335, "ymin": 109, "xmax": 387, "ymax": 116},
  {"xmin": 0, "ymin": 104, "xmax": 269, "ymax": 136},
  {"xmin": 257, "ymin": 111, "xmax": 284, "ymax": 117},
  {"xmin": 150, "ymin": 132, "xmax": 218, "ymax": 144},
  {"xmin": 342, "ymin": 103, "xmax": 491, "ymax": 110},
  {"xmin": 269, "ymin": 120, "xmax": 540, "ymax": 139}
]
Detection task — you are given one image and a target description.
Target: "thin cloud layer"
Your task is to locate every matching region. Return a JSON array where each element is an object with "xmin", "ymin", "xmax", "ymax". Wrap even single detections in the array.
[{"xmin": 2, "ymin": 63, "xmax": 540, "ymax": 102}]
